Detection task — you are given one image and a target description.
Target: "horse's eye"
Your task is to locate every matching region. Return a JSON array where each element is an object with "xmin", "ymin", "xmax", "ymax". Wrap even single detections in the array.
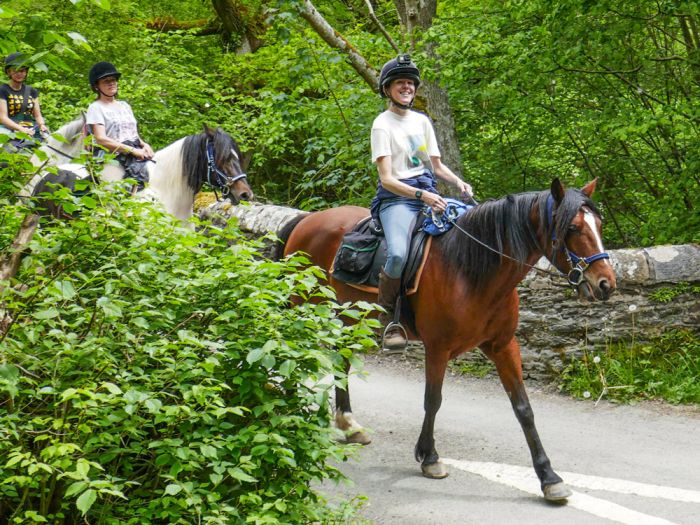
[{"xmin": 567, "ymin": 224, "xmax": 579, "ymax": 235}]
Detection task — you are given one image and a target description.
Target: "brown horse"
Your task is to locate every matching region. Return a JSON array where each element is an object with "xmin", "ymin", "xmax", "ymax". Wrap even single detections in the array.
[{"xmin": 274, "ymin": 178, "xmax": 616, "ymax": 502}]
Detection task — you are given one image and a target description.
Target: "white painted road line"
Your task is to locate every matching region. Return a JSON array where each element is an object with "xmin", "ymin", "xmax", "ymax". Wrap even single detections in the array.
[{"xmin": 443, "ymin": 459, "xmax": 697, "ymax": 525}]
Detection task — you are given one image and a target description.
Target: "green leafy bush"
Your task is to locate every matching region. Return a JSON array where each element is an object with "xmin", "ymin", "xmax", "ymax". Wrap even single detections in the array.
[{"xmin": 0, "ymin": 185, "xmax": 375, "ymax": 524}]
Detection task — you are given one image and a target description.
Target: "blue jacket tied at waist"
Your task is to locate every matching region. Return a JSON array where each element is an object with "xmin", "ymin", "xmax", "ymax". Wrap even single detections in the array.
[{"xmin": 370, "ymin": 171, "xmax": 438, "ymax": 231}]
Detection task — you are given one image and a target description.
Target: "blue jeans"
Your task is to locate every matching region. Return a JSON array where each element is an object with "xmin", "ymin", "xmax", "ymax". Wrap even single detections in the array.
[{"xmin": 379, "ymin": 199, "xmax": 423, "ymax": 278}]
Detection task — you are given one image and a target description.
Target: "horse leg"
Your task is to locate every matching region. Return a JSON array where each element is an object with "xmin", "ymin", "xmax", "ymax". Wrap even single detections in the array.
[
  {"xmin": 484, "ymin": 339, "xmax": 572, "ymax": 501},
  {"xmin": 414, "ymin": 350, "xmax": 449, "ymax": 479},
  {"xmin": 333, "ymin": 357, "xmax": 371, "ymax": 445}
]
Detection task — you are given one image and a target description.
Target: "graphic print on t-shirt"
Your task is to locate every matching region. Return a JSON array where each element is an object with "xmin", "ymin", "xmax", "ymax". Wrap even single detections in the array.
[
  {"xmin": 0, "ymin": 85, "xmax": 35, "ymax": 125},
  {"xmin": 406, "ymin": 134, "xmax": 430, "ymax": 170}
]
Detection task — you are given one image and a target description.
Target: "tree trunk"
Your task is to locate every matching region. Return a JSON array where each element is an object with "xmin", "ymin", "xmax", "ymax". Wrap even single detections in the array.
[
  {"xmin": 211, "ymin": 0, "xmax": 266, "ymax": 52},
  {"xmin": 396, "ymin": 0, "xmax": 464, "ymax": 176}
]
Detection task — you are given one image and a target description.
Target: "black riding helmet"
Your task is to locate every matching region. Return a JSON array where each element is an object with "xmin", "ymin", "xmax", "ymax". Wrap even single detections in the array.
[
  {"xmin": 4, "ymin": 52, "xmax": 28, "ymax": 73},
  {"xmin": 89, "ymin": 61, "xmax": 121, "ymax": 89},
  {"xmin": 378, "ymin": 54, "xmax": 421, "ymax": 98}
]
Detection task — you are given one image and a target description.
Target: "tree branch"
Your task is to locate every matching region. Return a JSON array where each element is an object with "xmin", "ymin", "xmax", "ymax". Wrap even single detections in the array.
[
  {"xmin": 364, "ymin": 0, "xmax": 400, "ymax": 53},
  {"xmin": 300, "ymin": 0, "xmax": 379, "ymax": 91}
]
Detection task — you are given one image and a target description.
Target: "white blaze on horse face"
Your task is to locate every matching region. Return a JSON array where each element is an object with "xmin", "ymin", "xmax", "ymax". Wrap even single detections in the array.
[{"xmin": 583, "ymin": 209, "xmax": 611, "ymax": 266}]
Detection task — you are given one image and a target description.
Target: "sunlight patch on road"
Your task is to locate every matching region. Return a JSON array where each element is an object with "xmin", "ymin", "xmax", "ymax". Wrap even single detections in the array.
[{"xmin": 443, "ymin": 458, "xmax": 696, "ymax": 525}]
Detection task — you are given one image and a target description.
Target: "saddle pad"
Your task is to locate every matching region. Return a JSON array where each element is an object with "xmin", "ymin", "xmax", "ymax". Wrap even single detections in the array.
[{"xmin": 330, "ymin": 216, "xmax": 432, "ymax": 295}]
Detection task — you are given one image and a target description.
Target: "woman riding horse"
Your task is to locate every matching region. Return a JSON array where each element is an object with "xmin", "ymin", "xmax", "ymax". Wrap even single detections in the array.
[
  {"xmin": 86, "ymin": 61, "xmax": 154, "ymax": 193},
  {"xmin": 0, "ymin": 52, "xmax": 50, "ymax": 150},
  {"xmin": 371, "ymin": 54, "xmax": 472, "ymax": 351},
  {"xmin": 274, "ymin": 178, "xmax": 616, "ymax": 502}
]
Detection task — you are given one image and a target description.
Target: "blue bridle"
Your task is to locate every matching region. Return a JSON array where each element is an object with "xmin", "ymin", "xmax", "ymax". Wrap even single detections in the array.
[
  {"xmin": 546, "ymin": 195, "xmax": 610, "ymax": 287},
  {"xmin": 206, "ymin": 139, "xmax": 247, "ymax": 196}
]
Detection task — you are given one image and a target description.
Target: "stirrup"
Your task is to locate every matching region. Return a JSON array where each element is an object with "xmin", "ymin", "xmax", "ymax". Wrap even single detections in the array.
[{"xmin": 382, "ymin": 321, "xmax": 408, "ymax": 353}]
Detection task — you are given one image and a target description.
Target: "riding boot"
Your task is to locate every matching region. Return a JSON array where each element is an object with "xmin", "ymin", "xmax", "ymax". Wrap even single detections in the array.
[{"xmin": 377, "ymin": 269, "xmax": 407, "ymax": 351}]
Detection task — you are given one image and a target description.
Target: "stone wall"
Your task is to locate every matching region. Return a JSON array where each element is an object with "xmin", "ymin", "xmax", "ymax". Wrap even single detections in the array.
[
  {"xmin": 201, "ymin": 202, "xmax": 700, "ymax": 380},
  {"xmin": 517, "ymin": 244, "xmax": 700, "ymax": 379}
]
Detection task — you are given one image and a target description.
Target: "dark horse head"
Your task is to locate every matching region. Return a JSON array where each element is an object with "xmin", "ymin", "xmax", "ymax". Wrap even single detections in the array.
[{"xmin": 181, "ymin": 124, "xmax": 253, "ymax": 204}]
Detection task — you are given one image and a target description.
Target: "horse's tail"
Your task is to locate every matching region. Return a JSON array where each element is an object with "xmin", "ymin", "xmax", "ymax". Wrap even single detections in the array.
[{"xmin": 271, "ymin": 212, "xmax": 310, "ymax": 261}]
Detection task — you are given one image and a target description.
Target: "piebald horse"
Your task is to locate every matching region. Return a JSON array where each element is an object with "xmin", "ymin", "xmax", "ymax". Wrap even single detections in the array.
[
  {"xmin": 273, "ymin": 178, "xmax": 616, "ymax": 502},
  {"xmin": 23, "ymin": 116, "xmax": 252, "ymax": 222}
]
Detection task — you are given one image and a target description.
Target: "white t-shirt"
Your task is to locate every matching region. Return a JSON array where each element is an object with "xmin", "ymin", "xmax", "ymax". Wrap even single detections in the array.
[
  {"xmin": 370, "ymin": 109, "xmax": 440, "ymax": 180},
  {"xmin": 86, "ymin": 100, "xmax": 139, "ymax": 143}
]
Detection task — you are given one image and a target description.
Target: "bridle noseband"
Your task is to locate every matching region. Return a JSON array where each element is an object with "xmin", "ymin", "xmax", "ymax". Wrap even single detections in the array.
[
  {"xmin": 205, "ymin": 139, "xmax": 248, "ymax": 197},
  {"xmin": 545, "ymin": 195, "xmax": 610, "ymax": 288}
]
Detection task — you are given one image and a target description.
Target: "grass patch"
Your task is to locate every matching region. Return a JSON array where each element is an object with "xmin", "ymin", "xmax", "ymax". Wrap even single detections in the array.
[
  {"xmin": 450, "ymin": 350, "xmax": 494, "ymax": 378},
  {"xmin": 560, "ymin": 329, "xmax": 700, "ymax": 404}
]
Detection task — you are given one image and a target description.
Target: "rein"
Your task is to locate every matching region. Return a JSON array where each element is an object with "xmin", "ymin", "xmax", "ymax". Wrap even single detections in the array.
[
  {"xmin": 44, "ymin": 143, "xmax": 77, "ymax": 161},
  {"xmin": 444, "ymin": 194, "xmax": 609, "ymax": 287},
  {"xmin": 205, "ymin": 139, "xmax": 247, "ymax": 200},
  {"xmin": 446, "ymin": 216, "xmax": 563, "ymax": 281}
]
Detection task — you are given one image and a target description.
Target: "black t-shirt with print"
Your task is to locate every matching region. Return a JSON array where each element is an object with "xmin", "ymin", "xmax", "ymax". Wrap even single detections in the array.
[{"xmin": 0, "ymin": 83, "xmax": 39, "ymax": 125}]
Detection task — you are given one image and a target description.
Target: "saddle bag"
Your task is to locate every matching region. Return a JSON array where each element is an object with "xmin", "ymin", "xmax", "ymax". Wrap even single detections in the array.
[{"xmin": 333, "ymin": 231, "xmax": 380, "ymax": 275}]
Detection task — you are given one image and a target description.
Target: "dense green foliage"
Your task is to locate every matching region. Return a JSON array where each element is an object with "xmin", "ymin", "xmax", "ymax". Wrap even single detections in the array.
[
  {"xmin": 3, "ymin": 0, "xmax": 698, "ymax": 246},
  {"xmin": 0, "ymin": 184, "xmax": 376, "ymax": 523},
  {"xmin": 432, "ymin": 0, "xmax": 700, "ymax": 246},
  {"xmin": 560, "ymin": 329, "xmax": 700, "ymax": 404}
]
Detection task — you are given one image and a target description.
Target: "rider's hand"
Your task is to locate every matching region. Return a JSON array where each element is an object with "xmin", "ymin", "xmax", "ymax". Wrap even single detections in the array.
[
  {"xmin": 456, "ymin": 180, "xmax": 473, "ymax": 198},
  {"xmin": 131, "ymin": 147, "xmax": 149, "ymax": 161},
  {"xmin": 422, "ymin": 191, "xmax": 447, "ymax": 213},
  {"xmin": 131, "ymin": 146, "xmax": 154, "ymax": 161},
  {"xmin": 140, "ymin": 142, "xmax": 154, "ymax": 159}
]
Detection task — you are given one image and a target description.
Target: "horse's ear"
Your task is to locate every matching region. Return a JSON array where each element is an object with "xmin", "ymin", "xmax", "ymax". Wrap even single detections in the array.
[
  {"xmin": 551, "ymin": 178, "xmax": 565, "ymax": 203},
  {"xmin": 202, "ymin": 123, "xmax": 215, "ymax": 137},
  {"xmin": 581, "ymin": 177, "xmax": 598, "ymax": 197}
]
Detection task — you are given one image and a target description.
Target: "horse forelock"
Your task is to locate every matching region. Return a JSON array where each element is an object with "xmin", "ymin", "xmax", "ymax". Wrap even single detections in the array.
[
  {"xmin": 547, "ymin": 188, "xmax": 599, "ymax": 247},
  {"xmin": 440, "ymin": 191, "xmax": 542, "ymax": 290},
  {"xmin": 181, "ymin": 133, "xmax": 208, "ymax": 192},
  {"xmin": 212, "ymin": 128, "xmax": 240, "ymax": 164},
  {"xmin": 181, "ymin": 129, "xmax": 241, "ymax": 192}
]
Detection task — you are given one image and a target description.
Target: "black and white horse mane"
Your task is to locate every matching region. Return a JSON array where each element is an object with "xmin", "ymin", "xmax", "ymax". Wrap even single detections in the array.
[
  {"xmin": 181, "ymin": 128, "xmax": 241, "ymax": 193},
  {"xmin": 440, "ymin": 187, "xmax": 599, "ymax": 290}
]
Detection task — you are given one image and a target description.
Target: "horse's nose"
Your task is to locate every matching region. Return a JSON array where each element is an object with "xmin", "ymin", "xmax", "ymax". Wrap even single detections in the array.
[
  {"xmin": 238, "ymin": 191, "xmax": 252, "ymax": 202},
  {"xmin": 598, "ymin": 278, "xmax": 614, "ymax": 300}
]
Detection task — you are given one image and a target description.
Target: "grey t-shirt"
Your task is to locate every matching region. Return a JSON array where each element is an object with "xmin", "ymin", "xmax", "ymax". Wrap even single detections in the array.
[{"xmin": 86, "ymin": 99, "xmax": 139, "ymax": 143}]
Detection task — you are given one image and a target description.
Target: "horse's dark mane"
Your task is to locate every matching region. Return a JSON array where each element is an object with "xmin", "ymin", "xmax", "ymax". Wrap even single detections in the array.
[
  {"xmin": 181, "ymin": 128, "xmax": 240, "ymax": 192},
  {"xmin": 439, "ymin": 187, "xmax": 598, "ymax": 290}
]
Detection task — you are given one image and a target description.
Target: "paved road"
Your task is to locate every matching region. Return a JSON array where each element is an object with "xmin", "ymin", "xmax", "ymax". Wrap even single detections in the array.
[{"xmin": 321, "ymin": 354, "xmax": 700, "ymax": 525}]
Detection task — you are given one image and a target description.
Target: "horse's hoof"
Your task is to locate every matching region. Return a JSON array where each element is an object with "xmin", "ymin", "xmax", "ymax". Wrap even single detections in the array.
[
  {"xmin": 345, "ymin": 430, "xmax": 372, "ymax": 445},
  {"xmin": 421, "ymin": 461, "xmax": 449, "ymax": 479},
  {"xmin": 543, "ymin": 482, "xmax": 572, "ymax": 502}
]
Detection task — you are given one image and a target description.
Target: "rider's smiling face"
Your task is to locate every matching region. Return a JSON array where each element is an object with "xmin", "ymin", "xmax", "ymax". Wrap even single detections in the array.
[{"xmin": 387, "ymin": 78, "xmax": 415, "ymax": 105}]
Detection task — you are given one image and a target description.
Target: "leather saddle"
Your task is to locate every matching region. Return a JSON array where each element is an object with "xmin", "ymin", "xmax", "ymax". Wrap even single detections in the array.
[{"xmin": 330, "ymin": 215, "xmax": 431, "ymax": 295}]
